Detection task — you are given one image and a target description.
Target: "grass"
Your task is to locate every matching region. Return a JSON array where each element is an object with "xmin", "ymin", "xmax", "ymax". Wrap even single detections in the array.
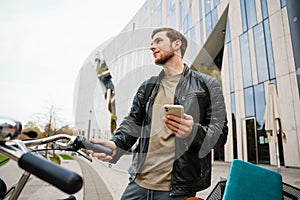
[
  {"xmin": 59, "ymin": 154, "xmax": 75, "ymax": 160},
  {"xmin": 0, "ymin": 155, "xmax": 10, "ymax": 167},
  {"xmin": 49, "ymin": 154, "xmax": 61, "ymax": 165}
]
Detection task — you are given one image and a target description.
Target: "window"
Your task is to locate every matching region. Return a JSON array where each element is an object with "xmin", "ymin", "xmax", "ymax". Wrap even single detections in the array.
[
  {"xmin": 281, "ymin": 0, "xmax": 287, "ymax": 7},
  {"xmin": 225, "ymin": 19, "xmax": 231, "ymax": 43},
  {"xmin": 205, "ymin": 12, "xmax": 212, "ymax": 37},
  {"xmin": 230, "ymin": 92, "xmax": 238, "ymax": 159},
  {"xmin": 214, "ymin": 0, "xmax": 220, "ymax": 7},
  {"xmin": 212, "ymin": 8, "xmax": 218, "ymax": 28},
  {"xmin": 240, "ymin": 0, "xmax": 257, "ymax": 31},
  {"xmin": 244, "ymin": 87, "xmax": 255, "ymax": 117},
  {"xmin": 240, "ymin": 0, "xmax": 248, "ymax": 32},
  {"xmin": 200, "ymin": 19, "xmax": 204, "ymax": 45},
  {"xmin": 179, "ymin": 1, "xmax": 184, "ymax": 27},
  {"xmin": 254, "ymin": 83, "xmax": 266, "ymax": 127},
  {"xmin": 190, "ymin": 26, "xmax": 196, "ymax": 41},
  {"xmin": 263, "ymin": 19, "xmax": 276, "ymax": 79},
  {"xmin": 253, "ymin": 23, "xmax": 269, "ymax": 83},
  {"xmin": 157, "ymin": 3, "xmax": 162, "ymax": 26},
  {"xmin": 184, "ymin": 9, "xmax": 192, "ymax": 34},
  {"xmin": 199, "ymin": 0, "xmax": 203, "ymax": 20},
  {"xmin": 205, "ymin": 0, "xmax": 211, "ymax": 15},
  {"xmin": 240, "ymin": 33, "xmax": 253, "ymax": 87},
  {"xmin": 245, "ymin": 0, "xmax": 257, "ymax": 28},
  {"xmin": 261, "ymin": 0, "xmax": 269, "ymax": 19},
  {"xmin": 228, "ymin": 42, "xmax": 235, "ymax": 92}
]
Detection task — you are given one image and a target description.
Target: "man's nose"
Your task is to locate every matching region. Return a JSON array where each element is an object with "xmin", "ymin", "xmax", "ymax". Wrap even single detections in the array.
[
  {"xmin": 150, "ymin": 43, "xmax": 156, "ymax": 51},
  {"xmin": 150, "ymin": 46, "xmax": 155, "ymax": 52}
]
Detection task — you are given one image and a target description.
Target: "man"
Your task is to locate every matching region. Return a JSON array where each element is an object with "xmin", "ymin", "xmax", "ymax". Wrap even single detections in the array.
[{"xmin": 88, "ymin": 27, "xmax": 228, "ymax": 199}]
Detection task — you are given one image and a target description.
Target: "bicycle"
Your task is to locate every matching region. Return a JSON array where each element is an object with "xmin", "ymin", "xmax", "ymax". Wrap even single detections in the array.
[{"xmin": 0, "ymin": 116, "xmax": 113, "ymax": 200}]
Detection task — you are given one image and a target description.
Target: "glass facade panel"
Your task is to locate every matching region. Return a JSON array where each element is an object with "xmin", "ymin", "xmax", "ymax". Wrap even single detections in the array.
[
  {"xmin": 240, "ymin": 0, "xmax": 257, "ymax": 30},
  {"xmin": 245, "ymin": 0, "xmax": 257, "ymax": 29},
  {"xmin": 179, "ymin": 1, "xmax": 184, "ymax": 26},
  {"xmin": 190, "ymin": 26, "xmax": 196, "ymax": 41},
  {"xmin": 281, "ymin": 0, "xmax": 287, "ymax": 7},
  {"xmin": 157, "ymin": 3, "xmax": 162, "ymax": 26},
  {"xmin": 240, "ymin": 0, "xmax": 248, "ymax": 32},
  {"xmin": 244, "ymin": 87, "xmax": 255, "ymax": 117},
  {"xmin": 214, "ymin": 0, "xmax": 220, "ymax": 7},
  {"xmin": 231, "ymin": 92, "xmax": 238, "ymax": 159},
  {"xmin": 200, "ymin": 19, "xmax": 204, "ymax": 45},
  {"xmin": 199, "ymin": 0, "xmax": 203, "ymax": 20},
  {"xmin": 205, "ymin": 0, "xmax": 211, "ymax": 15},
  {"xmin": 206, "ymin": 12, "xmax": 212, "ymax": 37},
  {"xmin": 184, "ymin": 9, "xmax": 192, "ymax": 34},
  {"xmin": 228, "ymin": 42, "xmax": 235, "ymax": 92},
  {"xmin": 254, "ymin": 83, "xmax": 265, "ymax": 128},
  {"xmin": 225, "ymin": 19, "xmax": 231, "ymax": 43},
  {"xmin": 264, "ymin": 19, "xmax": 276, "ymax": 79},
  {"xmin": 240, "ymin": 33, "xmax": 253, "ymax": 87},
  {"xmin": 253, "ymin": 23, "xmax": 269, "ymax": 83},
  {"xmin": 212, "ymin": 8, "xmax": 218, "ymax": 28},
  {"xmin": 261, "ymin": 0, "xmax": 269, "ymax": 19}
]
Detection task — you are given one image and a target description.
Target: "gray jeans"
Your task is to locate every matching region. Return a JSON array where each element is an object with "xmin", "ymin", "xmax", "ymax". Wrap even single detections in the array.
[{"xmin": 120, "ymin": 182, "xmax": 195, "ymax": 200}]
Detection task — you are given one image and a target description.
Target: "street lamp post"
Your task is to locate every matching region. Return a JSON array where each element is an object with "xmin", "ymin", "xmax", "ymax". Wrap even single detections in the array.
[{"xmin": 87, "ymin": 110, "xmax": 92, "ymax": 140}]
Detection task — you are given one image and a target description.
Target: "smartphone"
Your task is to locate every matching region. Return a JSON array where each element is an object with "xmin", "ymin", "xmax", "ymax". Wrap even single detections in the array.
[{"xmin": 164, "ymin": 104, "xmax": 184, "ymax": 118}]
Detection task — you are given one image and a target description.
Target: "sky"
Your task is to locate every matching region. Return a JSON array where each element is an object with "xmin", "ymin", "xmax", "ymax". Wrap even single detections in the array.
[{"xmin": 0, "ymin": 0, "xmax": 146, "ymax": 127}]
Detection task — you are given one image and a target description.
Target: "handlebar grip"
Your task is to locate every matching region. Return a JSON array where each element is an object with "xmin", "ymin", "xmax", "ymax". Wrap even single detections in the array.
[
  {"xmin": 18, "ymin": 152, "xmax": 83, "ymax": 194},
  {"xmin": 81, "ymin": 137, "xmax": 113, "ymax": 156}
]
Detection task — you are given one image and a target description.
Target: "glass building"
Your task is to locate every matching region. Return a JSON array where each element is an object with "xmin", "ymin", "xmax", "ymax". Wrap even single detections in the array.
[{"xmin": 73, "ymin": 0, "xmax": 300, "ymax": 168}]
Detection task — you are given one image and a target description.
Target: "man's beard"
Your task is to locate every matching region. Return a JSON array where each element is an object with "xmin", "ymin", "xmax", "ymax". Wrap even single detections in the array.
[{"xmin": 154, "ymin": 49, "xmax": 175, "ymax": 65}]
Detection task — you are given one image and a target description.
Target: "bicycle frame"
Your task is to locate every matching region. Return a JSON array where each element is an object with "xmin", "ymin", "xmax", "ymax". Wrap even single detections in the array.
[{"xmin": 0, "ymin": 134, "xmax": 80, "ymax": 200}]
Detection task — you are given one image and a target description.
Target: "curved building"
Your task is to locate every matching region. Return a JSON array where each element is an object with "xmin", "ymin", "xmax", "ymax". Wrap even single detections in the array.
[{"xmin": 74, "ymin": 0, "xmax": 300, "ymax": 167}]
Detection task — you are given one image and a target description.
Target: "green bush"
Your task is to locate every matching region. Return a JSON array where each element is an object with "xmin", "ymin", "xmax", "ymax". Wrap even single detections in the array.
[
  {"xmin": 0, "ymin": 155, "xmax": 10, "ymax": 167},
  {"xmin": 59, "ymin": 154, "xmax": 75, "ymax": 160}
]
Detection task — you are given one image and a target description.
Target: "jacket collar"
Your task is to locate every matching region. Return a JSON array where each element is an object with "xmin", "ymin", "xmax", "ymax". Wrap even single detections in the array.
[{"xmin": 157, "ymin": 63, "xmax": 190, "ymax": 81}]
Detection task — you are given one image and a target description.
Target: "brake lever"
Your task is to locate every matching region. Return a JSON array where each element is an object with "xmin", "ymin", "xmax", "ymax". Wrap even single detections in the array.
[
  {"xmin": 72, "ymin": 136, "xmax": 113, "ymax": 156},
  {"xmin": 76, "ymin": 150, "xmax": 92, "ymax": 162}
]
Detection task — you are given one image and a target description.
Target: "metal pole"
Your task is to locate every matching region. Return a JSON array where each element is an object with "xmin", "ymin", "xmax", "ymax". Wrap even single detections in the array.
[{"xmin": 87, "ymin": 110, "xmax": 92, "ymax": 140}]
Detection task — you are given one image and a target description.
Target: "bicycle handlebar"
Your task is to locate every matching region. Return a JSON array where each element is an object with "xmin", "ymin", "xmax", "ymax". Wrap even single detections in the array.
[
  {"xmin": 75, "ymin": 136, "xmax": 113, "ymax": 156},
  {"xmin": 18, "ymin": 152, "xmax": 83, "ymax": 194}
]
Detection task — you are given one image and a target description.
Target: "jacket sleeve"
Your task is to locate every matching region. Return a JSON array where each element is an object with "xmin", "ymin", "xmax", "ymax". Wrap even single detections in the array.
[
  {"xmin": 109, "ymin": 81, "xmax": 148, "ymax": 163},
  {"xmin": 187, "ymin": 76, "xmax": 228, "ymax": 158}
]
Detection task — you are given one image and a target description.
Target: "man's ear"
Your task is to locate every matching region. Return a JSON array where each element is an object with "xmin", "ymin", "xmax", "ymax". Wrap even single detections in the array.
[{"xmin": 173, "ymin": 39, "xmax": 182, "ymax": 50}]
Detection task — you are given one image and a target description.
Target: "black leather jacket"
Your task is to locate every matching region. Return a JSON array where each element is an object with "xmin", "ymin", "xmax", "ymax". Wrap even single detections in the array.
[{"xmin": 110, "ymin": 66, "xmax": 228, "ymax": 196}]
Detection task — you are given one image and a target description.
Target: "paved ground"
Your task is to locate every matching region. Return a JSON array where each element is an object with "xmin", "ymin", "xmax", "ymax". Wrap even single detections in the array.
[
  {"xmin": 75, "ymin": 157, "xmax": 113, "ymax": 200},
  {"xmin": 1, "ymin": 153, "xmax": 300, "ymax": 199},
  {"xmin": 0, "ymin": 153, "xmax": 83, "ymax": 200}
]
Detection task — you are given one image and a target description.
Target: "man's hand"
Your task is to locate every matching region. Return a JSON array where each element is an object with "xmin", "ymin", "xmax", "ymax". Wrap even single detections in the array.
[
  {"xmin": 87, "ymin": 139, "xmax": 117, "ymax": 162},
  {"xmin": 164, "ymin": 113, "xmax": 194, "ymax": 139}
]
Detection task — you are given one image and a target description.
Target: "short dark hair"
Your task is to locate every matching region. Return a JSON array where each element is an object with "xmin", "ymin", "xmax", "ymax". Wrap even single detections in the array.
[{"xmin": 151, "ymin": 27, "xmax": 188, "ymax": 58}]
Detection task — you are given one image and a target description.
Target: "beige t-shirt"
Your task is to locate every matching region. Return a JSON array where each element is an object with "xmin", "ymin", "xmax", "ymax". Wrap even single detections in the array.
[{"xmin": 135, "ymin": 73, "xmax": 181, "ymax": 191}]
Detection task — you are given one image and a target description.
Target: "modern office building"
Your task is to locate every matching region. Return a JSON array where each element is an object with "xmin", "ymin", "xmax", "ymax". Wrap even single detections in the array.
[{"xmin": 73, "ymin": 0, "xmax": 300, "ymax": 167}]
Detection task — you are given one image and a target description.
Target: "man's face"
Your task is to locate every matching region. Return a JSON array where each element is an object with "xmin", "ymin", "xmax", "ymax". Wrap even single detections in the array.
[{"xmin": 150, "ymin": 31, "xmax": 175, "ymax": 65}]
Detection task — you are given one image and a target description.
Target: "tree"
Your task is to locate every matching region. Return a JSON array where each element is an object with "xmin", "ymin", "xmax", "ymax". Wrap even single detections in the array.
[{"xmin": 33, "ymin": 105, "xmax": 67, "ymax": 159}]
